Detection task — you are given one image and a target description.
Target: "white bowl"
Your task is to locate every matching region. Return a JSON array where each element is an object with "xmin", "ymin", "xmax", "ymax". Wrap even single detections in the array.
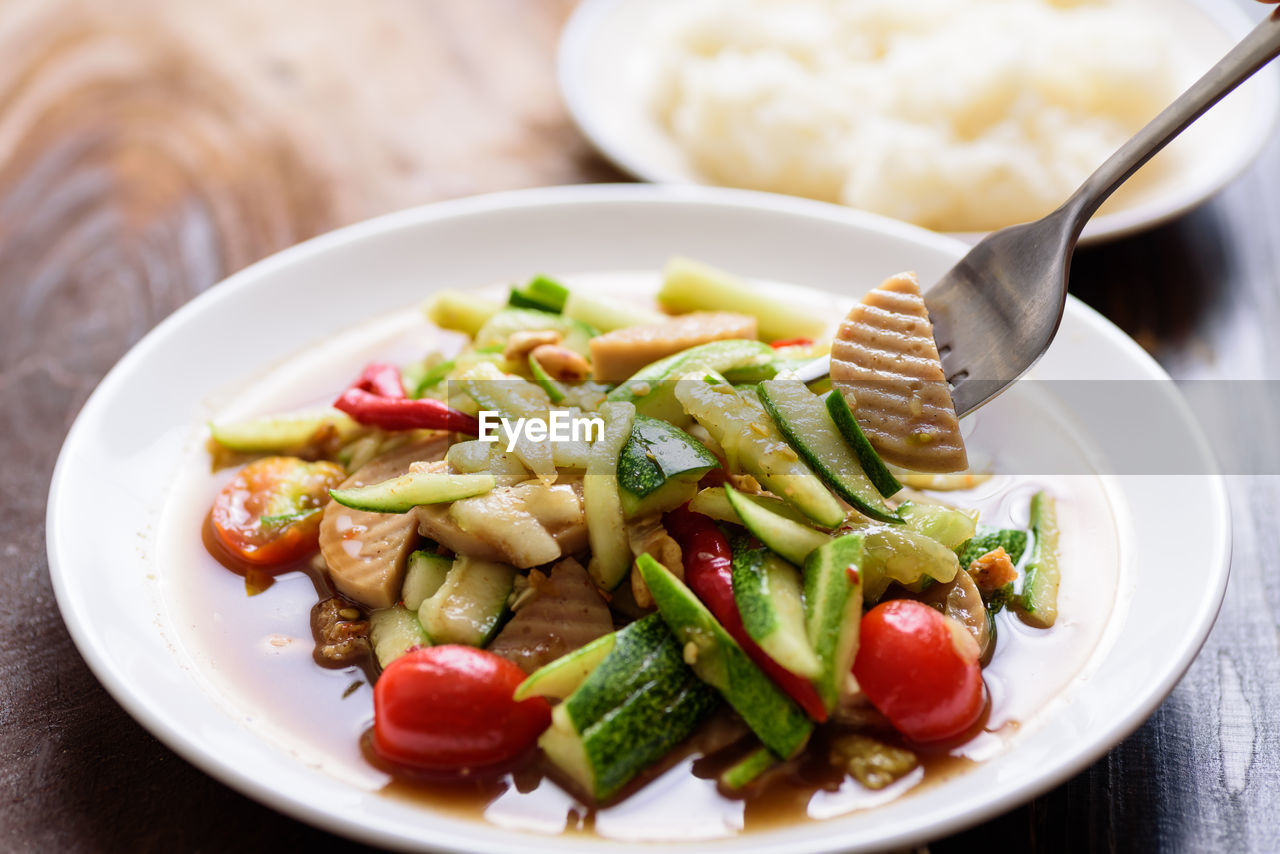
[
  {"xmin": 558, "ymin": 0, "xmax": 1280, "ymax": 244},
  {"xmin": 47, "ymin": 185, "xmax": 1229, "ymax": 852}
]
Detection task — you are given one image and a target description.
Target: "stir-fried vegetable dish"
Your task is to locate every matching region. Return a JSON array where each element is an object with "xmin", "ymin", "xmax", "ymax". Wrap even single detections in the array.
[{"xmin": 203, "ymin": 258, "xmax": 1062, "ymax": 809}]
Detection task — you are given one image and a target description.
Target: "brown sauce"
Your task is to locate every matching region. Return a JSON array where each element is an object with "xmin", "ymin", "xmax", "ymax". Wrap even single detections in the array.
[
  {"xmin": 371, "ymin": 711, "xmax": 993, "ymax": 837},
  {"xmin": 162, "ymin": 286, "xmax": 1123, "ymax": 841},
  {"xmin": 198, "ymin": 491, "xmax": 1002, "ymax": 836}
]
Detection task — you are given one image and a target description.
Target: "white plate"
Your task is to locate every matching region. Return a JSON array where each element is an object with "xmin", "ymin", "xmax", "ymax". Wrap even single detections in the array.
[
  {"xmin": 48, "ymin": 185, "xmax": 1229, "ymax": 852},
  {"xmin": 558, "ymin": 0, "xmax": 1280, "ymax": 245}
]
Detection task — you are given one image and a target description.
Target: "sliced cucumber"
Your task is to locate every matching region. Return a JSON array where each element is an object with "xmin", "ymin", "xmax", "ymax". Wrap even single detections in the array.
[
  {"xmin": 563, "ymin": 291, "xmax": 667, "ymax": 332},
  {"xmin": 447, "ymin": 440, "xmax": 530, "ymax": 488},
  {"xmin": 408, "ymin": 357, "xmax": 457, "ymax": 399},
  {"xmin": 585, "ymin": 402, "xmax": 637, "ymax": 590},
  {"xmin": 852, "ymin": 521, "xmax": 961, "ymax": 601},
  {"xmin": 514, "ymin": 633, "xmax": 618, "ymax": 702},
  {"xmin": 418, "ymin": 556, "xmax": 517, "ymax": 646},
  {"xmin": 369, "ymin": 605, "xmax": 430, "ymax": 669},
  {"xmin": 658, "ymin": 257, "xmax": 827, "ymax": 343},
  {"xmin": 210, "ymin": 409, "xmax": 363, "ymax": 454},
  {"xmin": 720, "ymin": 746, "xmax": 776, "ymax": 790},
  {"xmin": 329, "ymin": 472, "xmax": 496, "ymax": 513},
  {"xmin": 675, "ymin": 380, "xmax": 845, "ymax": 528},
  {"xmin": 537, "ymin": 615, "xmax": 719, "ymax": 802},
  {"xmin": 622, "ymin": 480, "xmax": 699, "ymax": 521},
  {"xmin": 617, "ymin": 415, "xmax": 719, "ymax": 518},
  {"xmin": 508, "ymin": 274, "xmax": 569, "ymax": 313},
  {"xmin": 528, "ymin": 353, "xmax": 567, "ymax": 404},
  {"xmin": 335, "ymin": 434, "xmax": 382, "ymax": 473},
  {"xmin": 724, "ymin": 484, "xmax": 830, "ymax": 567},
  {"xmin": 637, "ymin": 554, "xmax": 813, "ymax": 758},
  {"xmin": 731, "ymin": 540, "xmax": 821, "ymax": 679},
  {"xmin": 617, "ymin": 415, "xmax": 720, "ymax": 497},
  {"xmin": 758, "ymin": 379, "xmax": 900, "ymax": 523},
  {"xmin": 1018, "ymin": 492, "xmax": 1060, "ymax": 628},
  {"xmin": 606, "ymin": 339, "xmax": 775, "ymax": 424},
  {"xmin": 423, "ymin": 289, "xmax": 504, "ymax": 337},
  {"xmin": 824, "ymin": 390, "xmax": 903, "ymax": 498},
  {"xmin": 446, "ymin": 439, "xmax": 491, "ymax": 473},
  {"xmin": 401, "ymin": 550, "xmax": 452, "ymax": 611},
  {"xmin": 803, "ymin": 534, "xmax": 865, "ymax": 711},
  {"xmin": 898, "ymin": 501, "xmax": 979, "ymax": 549},
  {"xmin": 957, "ymin": 527, "xmax": 1029, "ymax": 568},
  {"xmin": 458, "ymin": 361, "xmax": 590, "ymax": 474},
  {"xmin": 722, "ymin": 358, "xmax": 811, "ymax": 384},
  {"xmin": 689, "ymin": 485, "xmax": 814, "ymax": 529}
]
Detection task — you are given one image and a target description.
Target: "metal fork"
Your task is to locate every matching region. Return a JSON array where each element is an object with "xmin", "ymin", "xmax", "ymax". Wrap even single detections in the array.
[{"xmin": 797, "ymin": 7, "xmax": 1280, "ymax": 418}]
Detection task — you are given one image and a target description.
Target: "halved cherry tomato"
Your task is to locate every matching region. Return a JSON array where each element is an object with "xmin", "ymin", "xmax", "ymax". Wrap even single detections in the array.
[
  {"xmin": 853, "ymin": 599, "xmax": 985, "ymax": 742},
  {"xmin": 373, "ymin": 646, "xmax": 551, "ymax": 771},
  {"xmin": 210, "ymin": 456, "xmax": 345, "ymax": 566}
]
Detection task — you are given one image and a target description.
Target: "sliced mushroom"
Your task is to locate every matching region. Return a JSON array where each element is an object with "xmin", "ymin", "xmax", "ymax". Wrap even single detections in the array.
[
  {"xmin": 318, "ymin": 437, "xmax": 446, "ymax": 609},
  {"xmin": 915, "ymin": 568, "xmax": 993, "ymax": 663},
  {"xmin": 487, "ymin": 558, "xmax": 615, "ymax": 673},
  {"xmin": 625, "ymin": 516, "xmax": 683, "ymax": 609},
  {"xmin": 416, "ymin": 477, "xmax": 587, "ymax": 569},
  {"xmin": 589, "ymin": 311, "xmax": 758, "ymax": 382},
  {"xmin": 830, "ymin": 272, "xmax": 967, "ymax": 473}
]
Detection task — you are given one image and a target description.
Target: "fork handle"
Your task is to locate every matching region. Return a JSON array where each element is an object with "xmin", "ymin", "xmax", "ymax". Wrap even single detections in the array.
[{"xmin": 1063, "ymin": 6, "xmax": 1280, "ymax": 232}]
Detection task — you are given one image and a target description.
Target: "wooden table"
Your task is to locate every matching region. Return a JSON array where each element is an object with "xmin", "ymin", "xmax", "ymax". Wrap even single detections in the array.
[{"xmin": 3, "ymin": 1, "xmax": 1277, "ymax": 850}]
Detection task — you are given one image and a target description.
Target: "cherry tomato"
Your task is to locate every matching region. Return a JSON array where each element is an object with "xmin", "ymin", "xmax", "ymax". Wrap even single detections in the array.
[
  {"xmin": 853, "ymin": 599, "xmax": 985, "ymax": 742},
  {"xmin": 210, "ymin": 456, "xmax": 345, "ymax": 566},
  {"xmin": 373, "ymin": 646, "xmax": 552, "ymax": 771}
]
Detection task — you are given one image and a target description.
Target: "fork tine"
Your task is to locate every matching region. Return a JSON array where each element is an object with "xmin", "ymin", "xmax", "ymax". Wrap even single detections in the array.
[{"xmin": 925, "ymin": 220, "xmax": 1072, "ymax": 417}]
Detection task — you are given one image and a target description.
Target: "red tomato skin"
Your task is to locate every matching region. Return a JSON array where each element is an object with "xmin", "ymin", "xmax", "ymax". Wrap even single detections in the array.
[
  {"xmin": 373, "ymin": 646, "xmax": 551, "ymax": 771},
  {"xmin": 853, "ymin": 599, "xmax": 985, "ymax": 742},
  {"xmin": 211, "ymin": 457, "xmax": 344, "ymax": 566}
]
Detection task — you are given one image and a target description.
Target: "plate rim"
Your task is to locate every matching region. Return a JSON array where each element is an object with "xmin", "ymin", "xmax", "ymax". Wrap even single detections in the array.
[
  {"xmin": 556, "ymin": 0, "xmax": 1280, "ymax": 245},
  {"xmin": 46, "ymin": 184, "xmax": 1231, "ymax": 852}
]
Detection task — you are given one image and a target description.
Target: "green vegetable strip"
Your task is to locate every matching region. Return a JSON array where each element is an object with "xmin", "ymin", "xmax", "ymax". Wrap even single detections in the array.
[
  {"xmin": 956, "ymin": 527, "xmax": 1029, "ymax": 568},
  {"xmin": 585, "ymin": 402, "xmax": 636, "ymax": 589},
  {"xmin": 509, "ymin": 275, "xmax": 570, "ymax": 313},
  {"xmin": 528, "ymin": 353, "xmax": 567, "ymax": 404},
  {"xmin": 637, "ymin": 555, "xmax": 813, "ymax": 758},
  {"xmin": 897, "ymin": 501, "xmax": 978, "ymax": 549},
  {"xmin": 757, "ymin": 379, "xmax": 900, "ymax": 523},
  {"xmin": 720, "ymin": 747, "xmax": 776, "ymax": 789},
  {"xmin": 848, "ymin": 520, "xmax": 960, "ymax": 601},
  {"xmin": 560, "ymin": 616, "xmax": 719, "ymax": 801},
  {"xmin": 423, "ymin": 290, "xmax": 503, "ymax": 337},
  {"xmin": 658, "ymin": 256, "xmax": 827, "ymax": 343},
  {"xmin": 563, "ymin": 291, "xmax": 667, "ymax": 332},
  {"xmin": 1018, "ymin": 492, "xmax": 1061, "ymax": 628},
  {"xmin": 210, "ymin": 410, "xmax": 363, "ymax": 454}
]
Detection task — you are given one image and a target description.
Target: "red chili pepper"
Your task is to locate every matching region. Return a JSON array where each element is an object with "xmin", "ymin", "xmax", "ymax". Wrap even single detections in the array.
[
  {"xmin": 335, "ymin": 388, "xmax": 480, "ymax": 435},
  {"xmin": 665, "ymin": 506, "xmax": 828, "ymax": 722},
  {"xmin": 770, "ymin": 337, "xmax": 813, "ymax": 349},
  {"xmin": 353, "ymin": 362, "xmax": 407, "ymax": 398}
]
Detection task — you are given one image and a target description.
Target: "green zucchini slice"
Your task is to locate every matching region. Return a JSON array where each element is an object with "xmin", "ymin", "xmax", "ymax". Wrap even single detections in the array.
[
  {"xmin": 417, "ymin": 556, "xmax": 516, "ymax": 646},
  {"xmin": 758, "ymin": 379, "xmax": 901, "ymax": 523},
  {"xmin": 637, "ymin": 554, "xmax": 813, "ymax": 759},
  {"xmin": 329, "ymin": 472, "xmax": 496, "ymax": 513},
  {"xmin": 537, "ymin": 615, "xmax": 719, "ymax": 802},
  {"xmin": 824, "ymin": 389, "xmax": 903, "ymax": 498},
  {"xmin": 802, "ymin": 534, "xmax": 865, "ymax": 712}
]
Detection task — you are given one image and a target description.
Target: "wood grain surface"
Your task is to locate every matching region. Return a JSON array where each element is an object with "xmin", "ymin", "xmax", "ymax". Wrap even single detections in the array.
[{"xmin": 1, "ymin": 0, "xmax": 1277, "ymax": 851}]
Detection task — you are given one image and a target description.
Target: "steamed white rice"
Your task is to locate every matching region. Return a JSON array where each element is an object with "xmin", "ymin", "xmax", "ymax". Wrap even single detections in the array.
[{"xmin": 649, "ymin": 0, "xmax": 1190, "ymax": 232}]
